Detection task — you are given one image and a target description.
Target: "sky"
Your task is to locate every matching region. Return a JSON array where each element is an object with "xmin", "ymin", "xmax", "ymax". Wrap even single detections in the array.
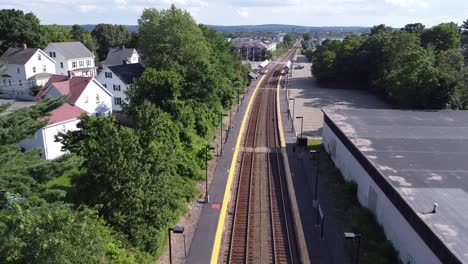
[{"xmin": 0, "ymin": 0, "xmax": 467, "ymax": 27}]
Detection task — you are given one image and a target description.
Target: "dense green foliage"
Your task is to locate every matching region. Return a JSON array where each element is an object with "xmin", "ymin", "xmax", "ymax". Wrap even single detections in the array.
[
  {"xmin": 71, "ymin": 24, "xmax": 97, "ymax": 53},
  {"xmin": 91, "ymin": 24, "xmax": 133, "ymax": 61},
  {"xmin": 42, "ymin": 24, "xmax": 73, "ymax": 44},
  {"xmin": 312, "ymin": 22, "xmax": 468, "ymax": 109},
  {"xmin": 0, "ymin": 9, "xmax": 43, "ymax": 53},
  {"xmin": 0, "ymin": 99, "xmax": 146, "ymax": 263}
]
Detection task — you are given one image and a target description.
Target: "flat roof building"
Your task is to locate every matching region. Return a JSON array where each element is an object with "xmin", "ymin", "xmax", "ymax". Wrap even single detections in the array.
[{"xmin": 322, "ymin": 109, "xmax": 468, "ymax": 264}]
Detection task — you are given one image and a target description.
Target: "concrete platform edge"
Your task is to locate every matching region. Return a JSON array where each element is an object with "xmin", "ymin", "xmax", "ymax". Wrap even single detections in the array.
[{"xmin": 277, "ymin": 76, "xmax": 311, "ymax": 264}]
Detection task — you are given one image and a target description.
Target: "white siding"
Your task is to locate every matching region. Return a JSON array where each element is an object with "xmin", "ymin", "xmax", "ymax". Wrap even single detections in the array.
[
  {"xmin": 74, "ymin": 79, "xmax": 112, "ymax": 116},
  {"xmin": 43, "ymin": 85, "xmax": 63, "ymax": 99},
  {"xmin": 44, "ymin": 44, "xmax": 96, "ymax": 77},
  {"xmin": 96, "ymin": 69, "xmax": 127, "ymax": 111},
  {"xmin": 322, "ymin": 124, "xmax": 441, "ymax": 264},
  {"xmin": 42, "ymin": 119, "xmax": 81, "ymax": 160},
  {"xmin": 19, "ymin": 129, "xmax": 46, "ymax": 158},
  {"xmin": 24, "ymin": 50, "xmax": 56, "ymax": 79}
]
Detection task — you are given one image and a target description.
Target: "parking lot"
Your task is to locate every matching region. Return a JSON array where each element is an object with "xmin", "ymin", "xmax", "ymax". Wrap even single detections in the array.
[{"xmin": 288, "ymin": 55, "xmax": 389, "ymax": 138}]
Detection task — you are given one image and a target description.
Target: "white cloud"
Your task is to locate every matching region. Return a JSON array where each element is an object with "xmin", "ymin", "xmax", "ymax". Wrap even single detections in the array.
[
  {"xmin": 236, "ymin": 7, "xmax": 249, "ymax": 18},
  {"xmin": 114, "ymin": 0, "xmax": 128, "ymax": 8},
  {"xmin": 384, "ymin": 0, "xmax": 429, "ymax": 8}
]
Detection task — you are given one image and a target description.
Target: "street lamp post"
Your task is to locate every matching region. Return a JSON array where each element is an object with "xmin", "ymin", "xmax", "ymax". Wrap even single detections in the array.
[
  {"xmin": 219, "ymin": 113, "xmax": 228, "ymax": 156},
  {"xmin": 168, "ymin": 225, "xmax": 185, "ymax": 264},
  {"xmin": 310, "ymin": 149, "xmax": 320, "ymax": 201},
  {"xmin": 288, "ymin": 98, "xmax": 295, "ymax": 120},
  {"xmin": 344, "ymin": 232, "xmax": 361, "ymax": 264},
  {"xmin": 296, "ymin": 116, "xmax": 304, "ymax": 140},
  {"xmin": 205, "ymin": 146, "xmax": 215, "ymax": 203}
]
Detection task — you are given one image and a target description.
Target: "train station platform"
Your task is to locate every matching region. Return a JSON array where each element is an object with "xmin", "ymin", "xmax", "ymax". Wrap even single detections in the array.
[{"xmin": 186, "ymin": 75, "xmax": 264, "ymax": 264}]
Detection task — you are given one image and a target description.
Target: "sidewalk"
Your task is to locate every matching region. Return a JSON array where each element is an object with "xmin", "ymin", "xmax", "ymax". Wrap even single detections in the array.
[
  {"xmin": 279, "ymin": 84, "xmax": 351, "ymax": 264},
  {"xmin": 186, "ymin": 77, "xmax": 260, "ymax": 264}
]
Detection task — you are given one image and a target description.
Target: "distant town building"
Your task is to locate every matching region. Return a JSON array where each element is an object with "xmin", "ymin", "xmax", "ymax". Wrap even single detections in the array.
[
  {"xmin": 44, "ymin": 42, "xmax": 96, "ymax": 77},
  {"xmin": 0, "ymin": 45, "xmax": 56, "ymax": 100},
  {"xmin": 234, "ymin": 38, "xmax": 278, "ymax": 61},
  {"xmin": 101, "ymin": 47, "xmax": 140, "ymax": 67},
  {"xmin": 96, "ymin": 63, "xmax": 145, "ymax": 111}
]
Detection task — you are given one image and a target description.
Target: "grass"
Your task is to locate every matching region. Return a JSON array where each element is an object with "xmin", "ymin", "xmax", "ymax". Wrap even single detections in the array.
[{"xmin": 307, "ymin": 141, "xmax": 400, "ymax": 264}]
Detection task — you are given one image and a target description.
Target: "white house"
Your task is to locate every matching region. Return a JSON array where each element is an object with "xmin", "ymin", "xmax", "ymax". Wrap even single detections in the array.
[
  {"xmin": 44, "ymin": 42, "xmax": 96, "ymax": 77},
  {"xmin": 0, "ymin": 45, "xmax": 56, "ymax": 99},
  {"xmin": 19, "ymin": 103, "xmax": 85, "ymax": 160},
  {"xmin": 36, "ymin": 74, "xmax": 113, "ymax": 116},
  {"xmin": 19, "ymin": 74, "xmax": 113, "ymax": 160},
  {"xmin": 96, "ymin": 63, "xmax": 145, "ymax": 111},
  {"xmin": 102, "ymin": 47, "xmax": 140, "ymax": 67}
]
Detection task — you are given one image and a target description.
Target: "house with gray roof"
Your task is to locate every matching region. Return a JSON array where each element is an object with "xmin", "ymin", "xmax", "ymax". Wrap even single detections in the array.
[
  {"xmin": 96, "ymin": 63, "xmax": 145, "ymax": 111},
  {"xmin": 0, "ymin": 44, "xmax": 56, "ymax": 99},
  {"xmin": 44, "ymin": 42, "xmax": 96, "ymax": 77},
  {"xmin": 102, "ymin": 47, "xmax": 140, "ymax": 67}
]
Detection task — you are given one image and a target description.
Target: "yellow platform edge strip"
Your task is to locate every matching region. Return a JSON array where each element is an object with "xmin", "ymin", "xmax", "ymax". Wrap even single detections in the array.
[
  {"xmin": 276, "ymin": 76, "xmax": 286, "ymax": 147},
  {"xmin": 210, "ymin": 75, "xmax": 266, "ymax": 264}
]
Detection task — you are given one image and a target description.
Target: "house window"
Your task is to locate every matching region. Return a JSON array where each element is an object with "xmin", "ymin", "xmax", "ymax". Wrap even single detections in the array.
[
  {"xmin": 53, "ymin": 52, "xmax": 56, "ymax": 57},
  {"xmin": 8, "ymin": 80, "xmax": 11, "ymax": 86},
  {"xmin": 113, "ymin": 85, "xmax": 121, "ymax": 91},
  {"xmin": 105, "ymin": 72, "xmax": 112, "ymax": 78},
  {"xmin": 86, "ymin": 60, "xmax": 91, "ymax": 66},
  {"xmin": 17, "ymin": 67, "xmax": 20, "ymax": 73},
  {"xmin": 114, "ymin": 97, "xmax": 122, "ymax": 105},
  {"xmin": 38, "ymin": 54, "xmax": 41, "ymax": 60},
  {"xmin": 49, "ymin": 52, "xmax": 53, "ymax": 57},
  {"xmin": 42, "ymin": 65, "xmax": 46, "ymax": 72},
  {"xmin": 84, "ymin": 96, "xmax": 89, "ymax": 103},
  {"xmin": 96, "ymin": 94, "xmax": 100, "ymax": 104},
  {"xmin": 79, "ymin": 60, "xmax": 84, "ymax": 67},
  {"xmin": 19, "ymin": 80, "xmax": 22, "ymax": 86},
  {"xmin": 103, "ymin": 84, "xmax": 107, "ymax": 88},
  {"xmin": 72, "ymin": 61, "xmax": 77, "ymax": 68},
  {"xmin": 60, "ymin": 62, "xmax": 64, "ymax": 69},
  {"xmin": 32, "ymin": 67, "xmax": 36, "ymax": 73}
]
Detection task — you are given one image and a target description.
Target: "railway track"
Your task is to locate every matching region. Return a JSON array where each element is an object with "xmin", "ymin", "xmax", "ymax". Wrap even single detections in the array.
[{"xmin": 224, "ymin": 47, "xmax": 299, "ymax": 264}]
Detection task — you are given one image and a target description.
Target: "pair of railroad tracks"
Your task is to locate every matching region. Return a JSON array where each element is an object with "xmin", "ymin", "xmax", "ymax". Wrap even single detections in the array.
[{"xmin": 224, "ymin": 47, "xmax": 299, "ymax": 264}]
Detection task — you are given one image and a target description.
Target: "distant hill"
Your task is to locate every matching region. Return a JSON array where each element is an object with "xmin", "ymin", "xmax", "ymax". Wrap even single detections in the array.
[
  {"xmin": 204, "ymin": 24, "xmax": 370, "ymax": 33},
  {"xmin": 70, "ymin": 24, "xmax": 369, "ymax": 34}
]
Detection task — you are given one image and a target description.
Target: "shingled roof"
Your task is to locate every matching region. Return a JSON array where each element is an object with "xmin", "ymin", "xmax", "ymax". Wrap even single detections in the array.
[
  {"xmin": 104, "ymin": 47, "xmax": 137, "ymax": 66},
  {"xmin": 46, "ymin": 42, "xmax": 93, "ymax": 59},
  {"xmin": 40, "ymin": 103, "xmax": 86, "ymax": 125},
  {"xmin": 36, "ymin": 75, "xmax": 93, "ymax": 104},
  {"xmin": 108, "ymin": 63, "xmax": 145, "ymax": 85},
  {"xmin": 0, "ymin": 48, "xmax": 39, "ymax": 64}
]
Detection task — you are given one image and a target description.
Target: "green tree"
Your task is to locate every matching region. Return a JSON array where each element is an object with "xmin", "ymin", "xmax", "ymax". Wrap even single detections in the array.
[
  {"xmin": 0, "ymin": 9, "xmax": 43, "ymax": 53},
  {"xmin": 127, "ymin": 68, "xmax": 182, "ymax": 111},
  {"xmin": 0, "ymin": 202, "xmax": 144, "ymax": 264},
  {"xmin": 42, "ymin": 24, "xmax": 73, "ymax": 45},
  {"xmin": 59, "ymin": 113, "xmax": 196, "ymax": 255},
  {"xmin": 311, "ymin": 39, "xmax": 341, "ymax": 81},
  {"xmin": 71, "ymin": 24, "xmax": 96, "ymax": 53},
  {"xmin": 421, "ymin": 22, "xmax": 461, "ymax": 51},
  {"xmin": 92, "ymin": 24, "xmax": 132, "ymax": 61},
  {"xmin": 303, "ymin": 32, "xmax": 312, "ymax": 41},
  {"xmin": 370, "ymin": 24, "xmax": 393, "ymax": 36},
  {"xmin": 401, "ymin": 23, "xmax": 425, "ymax": 34}
]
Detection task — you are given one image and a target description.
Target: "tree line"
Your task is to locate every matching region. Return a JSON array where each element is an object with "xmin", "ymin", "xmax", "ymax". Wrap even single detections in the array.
[
  {"xmin": 0, "ymin": 9, "xmax": 138, "ymax": 63},
  {"xmin": 0, "ymin": 5, "xmax": 249, "ymax": 263},
  {"xmin": 311, "ymin": 22, "xmax": 468, "ymax": 109}
]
